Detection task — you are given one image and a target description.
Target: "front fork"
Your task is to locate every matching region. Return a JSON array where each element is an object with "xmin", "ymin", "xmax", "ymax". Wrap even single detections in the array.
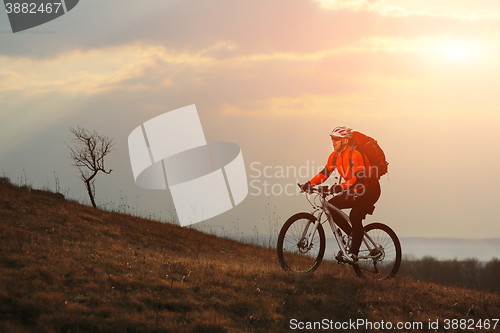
[
  {"xmin": 299, "ymin": 209, "xmax": 323, "ymax": 251},
  {"xmin": 302, "ymin": 219, "xmax": 320, "ymax": 251}
]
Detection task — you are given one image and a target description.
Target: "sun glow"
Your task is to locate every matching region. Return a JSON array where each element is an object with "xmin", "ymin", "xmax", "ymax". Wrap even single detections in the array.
[
  {"xmin": 438, "ymin": 41, "xmax": 484, "ymax": 62},
  {"xmin": 442, "ymin": 44, "xmax": 472, "ymax": 61}
]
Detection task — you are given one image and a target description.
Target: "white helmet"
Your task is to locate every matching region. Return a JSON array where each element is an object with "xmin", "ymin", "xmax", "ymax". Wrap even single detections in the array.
[{"xmin": 330, "ymin": 126, "xmax": 353, "ymax": 138}]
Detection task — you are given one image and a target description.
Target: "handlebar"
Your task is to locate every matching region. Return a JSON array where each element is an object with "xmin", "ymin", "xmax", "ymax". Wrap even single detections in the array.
[{"xmin": 297, "ymin": 183, "xmax": 333, "ymax": 197}]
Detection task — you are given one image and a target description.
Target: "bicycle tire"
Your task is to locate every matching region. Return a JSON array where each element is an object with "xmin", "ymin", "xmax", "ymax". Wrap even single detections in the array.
[
  {"xmin": 277, "ymin": 212, "xmax": 325, "ymax": 273},
  {"xmin": 353, "ymin": 222, "xmax": 401, "ymax": 280}
]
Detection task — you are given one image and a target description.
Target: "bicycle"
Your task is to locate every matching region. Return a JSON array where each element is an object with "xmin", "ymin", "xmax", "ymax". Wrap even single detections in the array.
[{"xmin": 277, "ymin": 184, "xmax": 401, "ymax": 280}]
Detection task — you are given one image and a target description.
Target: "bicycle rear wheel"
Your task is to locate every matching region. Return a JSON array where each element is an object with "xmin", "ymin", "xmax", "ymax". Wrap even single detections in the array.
[
  {"xmin": 277, "ymin": 213, "xmax": 325, "ymax": 273},
  {"xmin": 354, "ymin": 222, "xmax": 401, "ymax": 280}
]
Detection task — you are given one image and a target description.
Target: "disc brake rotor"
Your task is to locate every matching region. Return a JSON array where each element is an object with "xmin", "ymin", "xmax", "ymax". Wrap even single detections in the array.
[{"xmin": 297, "ymin": 238, "xmax": 309, "ymax": 254}]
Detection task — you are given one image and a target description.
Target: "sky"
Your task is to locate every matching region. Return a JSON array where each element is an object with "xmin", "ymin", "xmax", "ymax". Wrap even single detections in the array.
[{"xmin": 1, "ymin": 0, "xmax": 500, "ymax": 245}]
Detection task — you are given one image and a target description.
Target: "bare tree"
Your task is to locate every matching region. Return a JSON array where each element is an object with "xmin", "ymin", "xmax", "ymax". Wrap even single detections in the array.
[{"xmin": 67, "ymin": 126, "xmax": 115, "ymax": 208}]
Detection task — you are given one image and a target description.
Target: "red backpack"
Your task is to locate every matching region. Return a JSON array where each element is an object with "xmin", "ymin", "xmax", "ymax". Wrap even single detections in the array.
[{"xmin": 332, "ymin": 131, "xmax": 388, "ymax": 179}]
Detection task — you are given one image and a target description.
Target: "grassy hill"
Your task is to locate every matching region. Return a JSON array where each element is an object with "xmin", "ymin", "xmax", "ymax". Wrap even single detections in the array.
[{"xmin": 1, "ymin": 180, "xmax": 499, "ymax": 333}]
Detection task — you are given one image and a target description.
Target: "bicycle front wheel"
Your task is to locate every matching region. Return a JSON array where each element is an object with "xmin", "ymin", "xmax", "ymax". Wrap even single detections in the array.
[
  {"xmin": 277, "ymin": 213, "xmax": 325, "ymax": 273},
  {"xmin": 354, "ymin": 222, "xmax": 401, "ymax": 280}
]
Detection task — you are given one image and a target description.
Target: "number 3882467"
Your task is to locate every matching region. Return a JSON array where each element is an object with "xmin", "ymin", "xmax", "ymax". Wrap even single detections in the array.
[{"xmin": 5, "ymin": 3, "xmax": 63, "ymax": 14}]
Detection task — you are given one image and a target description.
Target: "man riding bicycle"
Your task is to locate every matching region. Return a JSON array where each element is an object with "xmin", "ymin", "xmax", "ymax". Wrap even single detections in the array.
[{"xmin": 300, "ymin": 126, "xmax": 381, "ymax": 267}]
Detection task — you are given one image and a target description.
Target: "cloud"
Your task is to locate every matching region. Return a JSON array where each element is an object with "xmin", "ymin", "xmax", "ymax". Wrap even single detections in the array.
[
  {"xmin": 312, "ymin": 0, "xmax": 388, "ymax": 12},
  {"xmin": 312, "ymin": 0, "xmax": 500, "ymax": 20},
  {"xmin": 2, "ymin": 0, "xmax": 499, "ymax": 68},
  {"xmin": 1, "ymin": 0, "xmax": 499, "ymax": 154},
  {"xmin": 220, "ymin": 94, "xmax": 383, "ymax": 120},
  {"xmin": 0, "ymin": 43, "xmax": 224, "ymax": 98},
  {"xmin": 2, "ymin": 32, "xmax": 495, "ymax": 132}
]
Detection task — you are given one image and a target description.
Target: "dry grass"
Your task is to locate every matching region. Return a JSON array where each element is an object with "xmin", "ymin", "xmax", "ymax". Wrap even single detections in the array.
[{"xmin": 1, "ymin": 181, "xmax": 499, "ymax": 332}]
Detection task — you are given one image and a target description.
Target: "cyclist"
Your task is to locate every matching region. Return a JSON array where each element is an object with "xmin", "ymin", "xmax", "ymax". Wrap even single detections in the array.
[{"xmin": 300, "ymin": 126, "xmax": 381, "ymax": 267}]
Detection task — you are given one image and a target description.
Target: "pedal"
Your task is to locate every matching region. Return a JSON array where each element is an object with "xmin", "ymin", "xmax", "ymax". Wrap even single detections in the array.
[
  {"xmin": 336, "ymin": 252, "xmax": 356, "ymax": 265},
  {"xmin": 335, "ymin": 252, "xmax": 347, "ymax": 264}
]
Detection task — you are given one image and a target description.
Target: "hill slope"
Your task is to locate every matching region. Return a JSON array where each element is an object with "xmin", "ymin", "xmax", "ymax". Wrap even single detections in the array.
[{"xmin": 1, "ymin": 181, "xmax": 499, "ymax": 332}]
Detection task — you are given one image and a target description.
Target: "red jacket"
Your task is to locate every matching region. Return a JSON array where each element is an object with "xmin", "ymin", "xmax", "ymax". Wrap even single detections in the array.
[{"xmin": 310, "ymin": 146, "xmax": 373, "ymax": 192}]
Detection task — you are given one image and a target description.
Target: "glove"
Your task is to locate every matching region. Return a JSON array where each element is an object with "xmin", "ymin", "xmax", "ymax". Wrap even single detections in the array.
[
  {"xmin": 299, "ymin": 182, "xmax": 312, "ymax": 192},
  {"xmin": 331, "ymin": 184, "xmax": 343, "ymax": 194}
]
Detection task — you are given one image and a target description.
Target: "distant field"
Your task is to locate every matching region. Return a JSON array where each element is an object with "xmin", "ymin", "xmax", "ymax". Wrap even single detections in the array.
[{"xmin": 399, "ymin": 238, "xmax": 500, "ymax": 261}]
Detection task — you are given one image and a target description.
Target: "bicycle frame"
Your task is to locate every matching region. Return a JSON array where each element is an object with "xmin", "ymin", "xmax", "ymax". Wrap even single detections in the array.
[{"xmin": 304, "ymin": 191, "xmax": 384, "ymax": 262}]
